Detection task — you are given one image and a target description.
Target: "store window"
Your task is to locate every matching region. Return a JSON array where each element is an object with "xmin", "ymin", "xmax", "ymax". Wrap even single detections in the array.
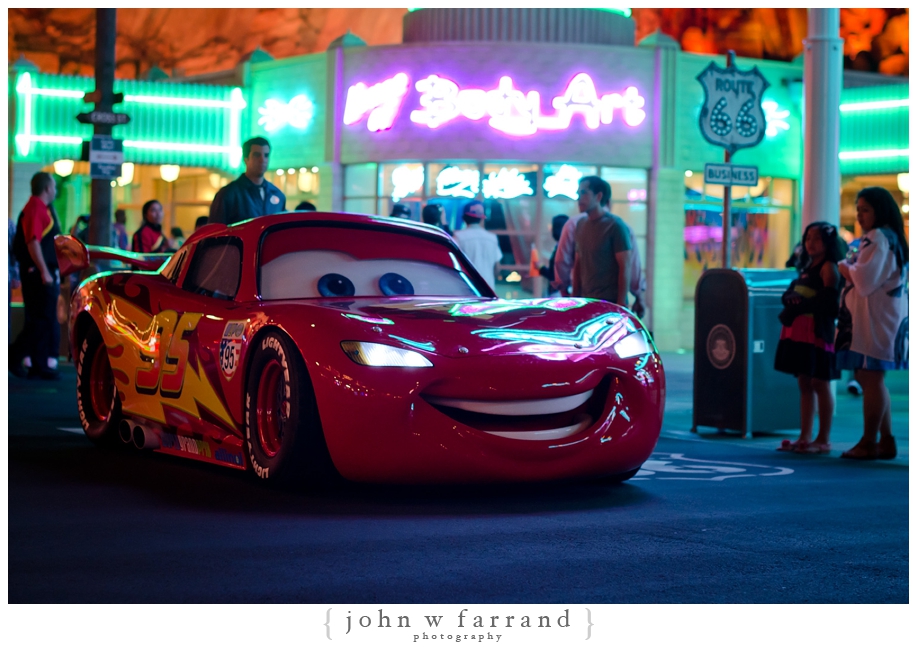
[
  {"xmin": 378, "ymin": 163, "xmax": 425, "ymax": 219},
  {"xmin": 481, "ymin": 163, "xmax": 539, "ymax": 281},
  {"xmin": 272, "ymin": 166, "xmax": 321, "ymax": 210},
  {"xmin": 683, "ymin": 173, "xmax": 794, "ymax": 300},
  {"xmin": 428, "ymin": 163, "xmax": 481, "ymax": 231},
  {"xmin": 339, "ymin": 161, "xmax": 650, "ymax": 298},
  {"xmin": 343, "ymin": 163, "xmax": 377, "ymax": 216}
]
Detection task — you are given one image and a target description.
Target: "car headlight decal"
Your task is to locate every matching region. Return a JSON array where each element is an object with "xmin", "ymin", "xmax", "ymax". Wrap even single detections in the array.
[
  {"xmin": 613, "ymin": 330, "xmax": 651, "ymax": 359},
  {"xmin": 341, "ymin": 341, "xmax": 433, "ymax": 367}
]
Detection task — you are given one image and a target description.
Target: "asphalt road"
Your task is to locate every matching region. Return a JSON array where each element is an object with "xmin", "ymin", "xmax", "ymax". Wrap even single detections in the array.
[{"xmin": 7, "ymin": 361, "xmax": 908, "ymax": 604}]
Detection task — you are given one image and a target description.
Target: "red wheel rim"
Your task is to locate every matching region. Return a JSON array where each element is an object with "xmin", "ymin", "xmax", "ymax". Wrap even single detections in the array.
[
  {"xmin": 89, "ymin": 346, "xmax": 114, "ymax": 421},
  {"xmin": 256, "ymin": 358, "xmax": 285, "ymax": 457}
]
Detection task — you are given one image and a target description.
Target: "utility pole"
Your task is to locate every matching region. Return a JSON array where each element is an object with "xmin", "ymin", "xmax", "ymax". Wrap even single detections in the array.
[{"xmin": 88, "ymin": 8, "xmax": 116, "ymax": 249}]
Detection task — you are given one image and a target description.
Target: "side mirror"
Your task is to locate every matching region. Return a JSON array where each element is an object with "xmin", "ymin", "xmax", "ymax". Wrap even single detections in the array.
[{"xmin": 54, "ymin": 235, "xmax": 90, "ymax": 276}]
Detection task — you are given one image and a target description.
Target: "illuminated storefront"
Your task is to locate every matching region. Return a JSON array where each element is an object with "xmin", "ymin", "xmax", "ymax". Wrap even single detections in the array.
[{"xmin": 8, "ymin": 8, "xmax": 909, "ymax": 351}]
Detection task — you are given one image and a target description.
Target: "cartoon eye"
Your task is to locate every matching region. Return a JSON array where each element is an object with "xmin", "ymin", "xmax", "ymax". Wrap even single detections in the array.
[
  {"xmin": 379, "ymin": 273, "xmax": 414, "ymax": 296},
  {"xmin": 317, "ymin": 273, "xmax": 355, "ymax": 297}
]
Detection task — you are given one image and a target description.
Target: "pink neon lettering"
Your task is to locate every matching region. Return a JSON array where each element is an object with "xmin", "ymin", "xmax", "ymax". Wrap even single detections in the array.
[
  {"xmin": 343, "ymin": 73, "xmax": 409, "ymax": 132},
  {"xmin": 345, "ymin": 72, "xmax": 646, "ymax": 135}
]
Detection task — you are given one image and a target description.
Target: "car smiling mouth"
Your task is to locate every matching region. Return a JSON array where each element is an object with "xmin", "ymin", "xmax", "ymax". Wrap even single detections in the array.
[{"xmin": 424, "ymin": 380, "xmax": 609, "ymax": 441}]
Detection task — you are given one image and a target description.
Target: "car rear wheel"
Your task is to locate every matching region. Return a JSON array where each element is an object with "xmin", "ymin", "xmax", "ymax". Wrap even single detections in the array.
[
  {"xmin": 245, "ymin": 330, "xmax": 336, "ymax": 486},
  {"xmin": 76, "ymin": 326, "xmax": 122, "ymax": 446}
]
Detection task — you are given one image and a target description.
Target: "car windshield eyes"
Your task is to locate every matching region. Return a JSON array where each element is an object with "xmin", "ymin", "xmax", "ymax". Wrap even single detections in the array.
[
  {"xmin": 318, "ymin": 273, "xmax": 356, "ymax": 297},
  {"xmin": 379, "ymin": 273, "xmax": 414, "ymax": 296}
]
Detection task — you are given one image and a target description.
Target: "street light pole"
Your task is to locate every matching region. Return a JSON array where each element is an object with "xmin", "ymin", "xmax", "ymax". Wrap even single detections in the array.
[
  {"xmin": 721, "ymin": 50, "xmax": 735, "ymax": 269},
  {"xmin": 88, "ymin": 7, "xmax": 116, "ymax": 249}
]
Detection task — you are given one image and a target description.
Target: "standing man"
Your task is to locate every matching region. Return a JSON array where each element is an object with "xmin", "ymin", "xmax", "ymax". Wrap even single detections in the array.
[
  {"xmin": 9, "ymin": 172, "xmax": 61, "ymax": 380},
  {"xmin": 208, "ymin": 136, "xmax": 286, "ymax": 225},
  {"xmin": 571, "ymin": 176, "xmax": 632, "ymax": 307},
  {"xmin": 422, "ymin": 203, "xmax": 452, "ymax": 236},
  {"xmin": 553, "ymin": 211, "xmax": 586, "ymax": 296},
  {"xmin": 453, "ymin": 200, "xmax": 502, "ymax": 290}
]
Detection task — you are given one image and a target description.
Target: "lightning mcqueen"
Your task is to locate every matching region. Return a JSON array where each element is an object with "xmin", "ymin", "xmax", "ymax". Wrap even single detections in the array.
[{"xmin": 56, "ymin": 211, "xmax": 664, "ymax": 485}]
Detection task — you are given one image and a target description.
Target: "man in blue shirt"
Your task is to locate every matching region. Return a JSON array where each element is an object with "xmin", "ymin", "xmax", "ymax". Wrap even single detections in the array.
[{"xmin": 208, "ymin": 137, "xmax": 286, "ymax": 225}]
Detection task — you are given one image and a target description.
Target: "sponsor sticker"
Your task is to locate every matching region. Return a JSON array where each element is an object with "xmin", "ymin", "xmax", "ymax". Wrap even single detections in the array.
[{"xmin": 220, "ymin": 321, "xmax": 245, "ymax": 380}]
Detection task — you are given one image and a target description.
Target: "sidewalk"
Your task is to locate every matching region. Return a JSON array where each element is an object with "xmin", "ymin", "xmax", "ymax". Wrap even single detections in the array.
[{"xmin": 658, "ymin": 350, "xmax": 909, "ymax": 465}]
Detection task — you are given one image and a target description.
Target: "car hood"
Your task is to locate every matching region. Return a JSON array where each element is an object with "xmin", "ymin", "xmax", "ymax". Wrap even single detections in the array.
[{"xmin": 274, "ymin": 296, "xmax": 643, "ymax": 359}]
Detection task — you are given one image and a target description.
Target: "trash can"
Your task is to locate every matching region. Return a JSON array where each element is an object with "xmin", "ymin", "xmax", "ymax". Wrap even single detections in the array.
[{"xmin": 692, "ymin": 268, "xmax": 801, "ymax": 438}]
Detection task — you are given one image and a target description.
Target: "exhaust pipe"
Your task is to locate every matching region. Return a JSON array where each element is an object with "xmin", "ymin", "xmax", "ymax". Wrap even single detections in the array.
[
  {"xmin": 131, "ymin": 423, "xmax": 161, "ymax": 450},
  {"xmin": 119, "ymin": 419, "xmax": 134, "ymax": 444}
]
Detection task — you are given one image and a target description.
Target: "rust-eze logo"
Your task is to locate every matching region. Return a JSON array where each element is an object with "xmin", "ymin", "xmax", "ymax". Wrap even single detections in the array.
[{"xmin": 706, "ymin": 324, "xmax": 735, "ymax": 370}]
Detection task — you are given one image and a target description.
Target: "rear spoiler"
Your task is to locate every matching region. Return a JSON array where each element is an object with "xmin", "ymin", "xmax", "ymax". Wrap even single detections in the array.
[{"xmin": 54, "ymin": 235, "xmax": 172, "ymax": 275}]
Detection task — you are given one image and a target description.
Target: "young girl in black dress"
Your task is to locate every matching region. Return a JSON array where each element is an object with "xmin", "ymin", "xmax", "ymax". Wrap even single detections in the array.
[{"xmin": 774, "ymin": 222, "xmax": 843, "ymax": 454}]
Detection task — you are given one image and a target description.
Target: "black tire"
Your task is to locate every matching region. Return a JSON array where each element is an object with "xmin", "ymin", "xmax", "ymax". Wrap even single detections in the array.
[
  {"xmin": 244, "ymin": 330, "xmax": 336, "ymax": 486},
  {"xmin": 76, "ymin": 325, "xmax": 122, "ymax": 446}
]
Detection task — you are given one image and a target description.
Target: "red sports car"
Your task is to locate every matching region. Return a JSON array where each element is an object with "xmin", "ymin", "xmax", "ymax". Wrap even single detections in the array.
[{"xmin": 57, "ymin": 212, "xmax": 665, "ymax": 485}]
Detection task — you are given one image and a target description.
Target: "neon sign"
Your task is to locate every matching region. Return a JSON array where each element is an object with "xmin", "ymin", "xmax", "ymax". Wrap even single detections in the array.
[
  {"xmin": 436, "ymin": 166, "xmax": 480, "ymax": 198},
  {"xmin": 343, "ymin": 73, "xmax": 410, "ymax": 132},
  {"xmin": 345, "ymin": 72, "xmax": 647, "ymax": 137},
  {"xmin": 13, "ymin": 72, "xmax": 246, "ymax": 168},
  {"xmin": 762, "ymin": 100, "xmax": 790, "ymax": 137},
  {"xmin": 543, "ymin": 164, "xmax": 583, "ymax": 200},
  {"xmin": 482, "ymin": 168, "xmax": 533, "ymax": 200},
  {"xmin": 258, "ymin": 94, "xmax": 314, "ymax": 133},
  {"xmin": 391, "ymin": 164, "xmax": 424, "ymax": 201}
]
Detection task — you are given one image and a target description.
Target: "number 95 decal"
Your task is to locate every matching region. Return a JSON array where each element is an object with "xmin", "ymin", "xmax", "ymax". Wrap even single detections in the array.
[{"xmin": 220, "ymin": 321, "xmax": 245, "ymax": 380}]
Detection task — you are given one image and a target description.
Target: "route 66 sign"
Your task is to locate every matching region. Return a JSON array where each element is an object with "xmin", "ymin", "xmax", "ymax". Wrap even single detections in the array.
[{"xmin": 696, "ymin": 61, "xmax": 770, "ymax": 154}]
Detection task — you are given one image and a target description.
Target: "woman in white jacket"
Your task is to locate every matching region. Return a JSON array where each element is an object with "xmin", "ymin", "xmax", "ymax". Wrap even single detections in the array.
[{"xmin": 836, "ymin": 187, "xmax": 909, "ymax": 460}]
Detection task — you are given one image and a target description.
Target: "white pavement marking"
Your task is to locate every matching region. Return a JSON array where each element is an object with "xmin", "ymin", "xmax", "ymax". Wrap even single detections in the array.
[{"xmin": 635, "ymin": 452, "xmax": 794, "ymax": 481}]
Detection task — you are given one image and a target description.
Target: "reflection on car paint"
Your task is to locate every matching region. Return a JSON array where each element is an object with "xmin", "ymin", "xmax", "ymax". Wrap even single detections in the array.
[{"xmin": 94, "ymin": 289, "xmax": 236, "ymax": 430}]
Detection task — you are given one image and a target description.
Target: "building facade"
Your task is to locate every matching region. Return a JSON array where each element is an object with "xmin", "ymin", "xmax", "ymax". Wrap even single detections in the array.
[{"xmin": 8, "ymin": 8, "xmax": 909, "ymax": 351}]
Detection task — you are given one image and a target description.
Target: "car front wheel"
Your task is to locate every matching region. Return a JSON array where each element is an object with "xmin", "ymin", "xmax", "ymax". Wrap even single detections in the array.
[{"xmin": 244, "ymin": 330, "xmax": 335, "ymax": 486}]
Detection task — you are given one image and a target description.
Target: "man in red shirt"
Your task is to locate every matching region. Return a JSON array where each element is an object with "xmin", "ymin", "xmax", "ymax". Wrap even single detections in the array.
[{"xmin": 10, "ymin": 172, "xmax": 61, "ymax": 380}]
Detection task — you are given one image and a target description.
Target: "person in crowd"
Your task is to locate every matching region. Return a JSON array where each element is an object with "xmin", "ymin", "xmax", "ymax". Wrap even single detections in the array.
[
  {"xmin": 194, "ymin": 215, "xmax": 210, "ymax": 231},
  {"xmin": 295, "ymin": 201, "xmax": 317, "ymax": 212},
  {"xmin": 9, "ymin": 218, "xmax": 20, "ymax": 341},
  {"xmin": 131, "ymin": 200, "xmax": 171, "ymax": 254},
  {"xmin": 208, "ymin": 137, "xmax": 285, "ymax": 225},
  {"xmin": 484, "ymin": 200, "xmax": 513, "ymax": 263},
  {"xmin": 390, "ymin": 203, "xmax": 412, "ymax": 219},
  {"xmin": 555, "ymin": 205, "xmax": 645, "ymax": 316},
  {"xmin": 835, "ymin": 187, "xmax": 909, "ymax": 460},
  {"xmin": 112, "ymin": 209, "xmax": 129, "ymax": 250},
  {"xmin": 788, "ymin": 230, "xmax": 861, "ymax": 396},
  {"xmin": 70, "ymin": 214, "xmax": 90, "ymax": 243},
  {"xmin": 169, "ymin": 226, "xmax": 185, "ymax": 249},
  {"xmin": 9, "ymin": 172, "xmax": 61, "ymax": 380},
  {"xmin": 453, "ymin": 200, "xmax": 502, "ymax": 290},
  {"xmin": 774, "ymin": 222, "xmax": 843, "ymax": 454},
  {"xmin": 571, "ymin": 176, "xmax": 632, "ymax": 308},
  {"xmin": 422, "ymin": 203, "xmax": 452, "ymax": 236},
  {"xmin": 553, "ymin": 211, "xmax": 585, "ymax": 296},
  {"xmin": 66, "ymin": 215, "xmax": 91, "ymax": 297},
  {"xmin": 539, "ymin": 214, "xmax": 568, "ymax": 295}
]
